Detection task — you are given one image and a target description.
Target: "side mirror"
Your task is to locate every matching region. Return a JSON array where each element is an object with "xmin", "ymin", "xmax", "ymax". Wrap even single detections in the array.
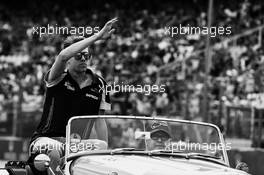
[
  {"xmin": 236, "ymin": 162, "xmax": 249, "ymax": 173},
  {"xmin": 33, "ymin": 154, "xmax": 50, "ymax": 172}
]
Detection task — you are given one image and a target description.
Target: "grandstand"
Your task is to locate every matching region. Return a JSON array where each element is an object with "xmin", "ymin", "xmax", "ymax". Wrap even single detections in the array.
[{"xmin": 0, "ymin": 0, "xmax": 264, "ymax": 174}]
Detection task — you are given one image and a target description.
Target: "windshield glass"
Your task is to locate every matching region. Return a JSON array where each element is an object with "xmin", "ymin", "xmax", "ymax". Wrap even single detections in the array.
[{"xmin": 67, "ymin": 116, "xmax": 226, "ymax": 163}]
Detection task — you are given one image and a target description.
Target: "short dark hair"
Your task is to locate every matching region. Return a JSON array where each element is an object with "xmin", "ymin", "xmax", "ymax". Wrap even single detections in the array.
[{"xmin": 62, "ymin": 36, "xmax": 85, "ymax": 49}]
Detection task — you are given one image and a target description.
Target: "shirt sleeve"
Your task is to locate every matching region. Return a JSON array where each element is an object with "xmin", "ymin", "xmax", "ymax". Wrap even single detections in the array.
[
  {"xmin": 98, "ymin": 77, "xmax": 111, "ymax": 111},
  {"xmin": 44, "ymin": 70, "xmax": 66, "ymax": 88}
]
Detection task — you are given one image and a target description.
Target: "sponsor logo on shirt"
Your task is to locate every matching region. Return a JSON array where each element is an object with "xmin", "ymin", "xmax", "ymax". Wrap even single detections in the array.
[
  {"xmin": 64, "ymin": 81, "xmax": 75, "ymax": 91},
  {"xmin": 86, "ymin": 93, "xmax": 99, "ymax": 100}
]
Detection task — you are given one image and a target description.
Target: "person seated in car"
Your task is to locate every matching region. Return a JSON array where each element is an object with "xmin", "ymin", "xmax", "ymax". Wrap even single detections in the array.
[{"xmin": 147, "ymin": 122, "xmax": 172, "ymax": 150}]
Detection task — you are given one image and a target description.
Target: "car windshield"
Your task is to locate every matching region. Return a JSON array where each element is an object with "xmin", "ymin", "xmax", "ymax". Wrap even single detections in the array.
[{"xmin": 66, "ymin": 116, "xmax": 226, "ymax": 164}]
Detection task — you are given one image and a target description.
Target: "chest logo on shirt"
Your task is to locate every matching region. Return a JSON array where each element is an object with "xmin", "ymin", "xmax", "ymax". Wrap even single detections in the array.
[
  {"xmin": 64, "ymin": 81, "xmax": 75, "ymax": 91},
  {"xmin": 86, "ymin": 93, "xmax": 99, "ymax": 100}
]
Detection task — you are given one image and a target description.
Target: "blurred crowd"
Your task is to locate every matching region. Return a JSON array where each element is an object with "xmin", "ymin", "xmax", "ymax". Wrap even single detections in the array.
[{"xmin": 0, "ymin": 0, "xmax": 264, "ymax": 124}]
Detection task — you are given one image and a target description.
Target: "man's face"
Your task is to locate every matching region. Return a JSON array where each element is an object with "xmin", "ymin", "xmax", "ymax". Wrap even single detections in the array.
[
  {"xmin": 148, "ymin": 131, "xmax": 171, "ymax": 150},
  {"xmin": 68, "ymin": 48, "xmax": 92, "ymax": 73}
]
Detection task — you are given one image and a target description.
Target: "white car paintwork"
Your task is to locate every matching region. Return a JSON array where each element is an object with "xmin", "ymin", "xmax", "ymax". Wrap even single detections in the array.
[
  {"xmin": 71, "ymin": 155, "xmax": 248, "ymax": 175},
  {"xmin": 0, "ymin": 169, "xmax": 9, "ymax": 175}
]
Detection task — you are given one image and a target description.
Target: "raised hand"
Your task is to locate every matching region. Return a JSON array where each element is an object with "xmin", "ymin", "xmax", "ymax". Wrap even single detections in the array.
[{"xmin": 97, "ymin": 18, "xmax": 118, "ymax": 39}]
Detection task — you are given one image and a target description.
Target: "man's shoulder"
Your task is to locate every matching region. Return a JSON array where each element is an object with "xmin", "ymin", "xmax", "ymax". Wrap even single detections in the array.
[
  {"xmin": 88, "ymin": 69, "xmax": 107, "ymax": 86},
  {"xmin": 95, "ymin": 74, "xmax": 106, "ymax": 84},
  {"xmin": 45, "ymin": 70, "xmax": 68, "ymax": 88}
]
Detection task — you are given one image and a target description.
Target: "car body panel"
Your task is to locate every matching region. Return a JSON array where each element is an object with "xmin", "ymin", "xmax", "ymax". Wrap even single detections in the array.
[
  {"xmin": 0, "ymin": 169, "xmax": 9, "ymax": 175},
  {"xmin": 71, "ymin": 154, "xmax": 248, "ymax": 175}
]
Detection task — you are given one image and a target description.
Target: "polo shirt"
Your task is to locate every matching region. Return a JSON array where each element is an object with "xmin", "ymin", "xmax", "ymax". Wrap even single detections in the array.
[{"xmin": 31, "ymin": 69, "xmax": 110, "ymax": 142}]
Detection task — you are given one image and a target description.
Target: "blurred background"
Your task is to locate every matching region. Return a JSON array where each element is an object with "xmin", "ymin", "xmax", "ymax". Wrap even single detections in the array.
[{"xmin": 0, "ymin": 0, "xmax": 264, "ymax": 174}]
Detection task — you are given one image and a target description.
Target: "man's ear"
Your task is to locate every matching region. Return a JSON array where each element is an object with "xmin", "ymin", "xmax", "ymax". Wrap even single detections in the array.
[
  {"xmin": 88, "ymin": 55, "xmax": 93, "ymax": 66},
  {"xmin": 66, "ymin": 58, "xmax": 72, "ymax": 68}
]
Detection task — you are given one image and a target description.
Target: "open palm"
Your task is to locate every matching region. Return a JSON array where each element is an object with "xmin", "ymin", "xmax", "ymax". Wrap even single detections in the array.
[{"xmin": 98, "ymin": 18, "xmax": 118, "ymax": 39}]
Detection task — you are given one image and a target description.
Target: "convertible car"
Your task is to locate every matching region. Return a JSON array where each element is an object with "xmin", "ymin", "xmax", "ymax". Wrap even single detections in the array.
[{"xmin": 1, "ymin": 115, "xmax": 250, "ymax": 175}]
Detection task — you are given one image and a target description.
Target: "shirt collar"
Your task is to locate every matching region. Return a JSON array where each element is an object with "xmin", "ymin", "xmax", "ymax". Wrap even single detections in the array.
[{"xmin": 66, "ymin": 68, "xmax": 98, "ymax": 87}]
